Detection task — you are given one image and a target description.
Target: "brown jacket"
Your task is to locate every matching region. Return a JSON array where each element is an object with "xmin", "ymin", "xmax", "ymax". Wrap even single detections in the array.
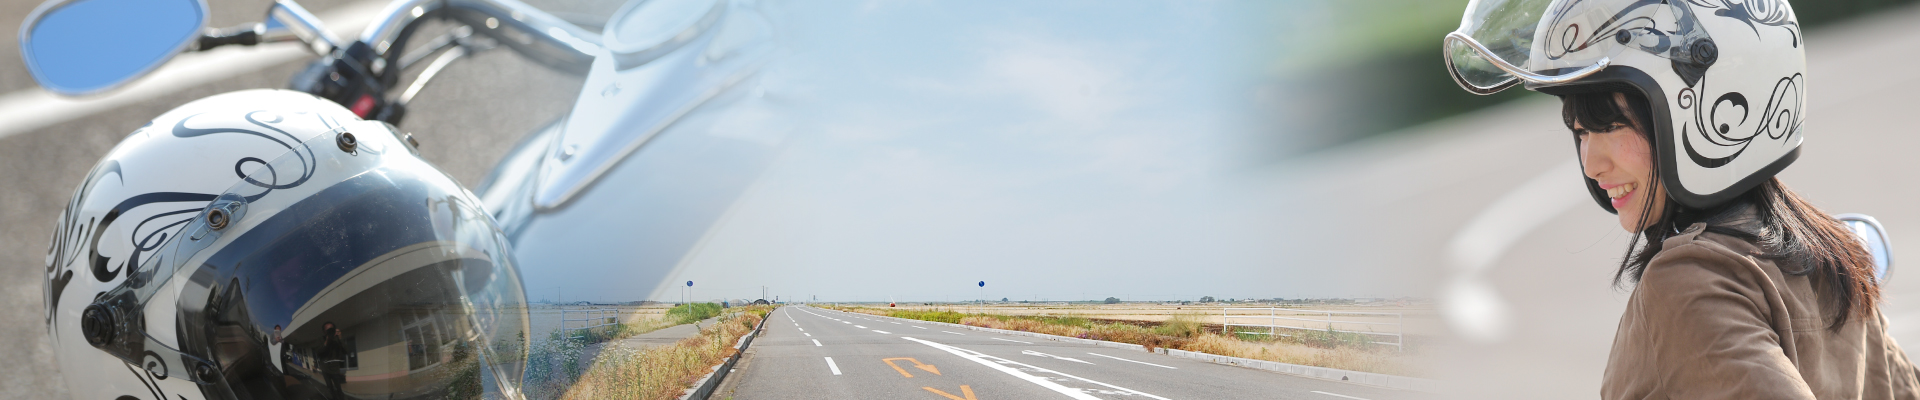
[{"xmin": 1602, "ymin": 216, "xmax": 1920, "ymax": 399}]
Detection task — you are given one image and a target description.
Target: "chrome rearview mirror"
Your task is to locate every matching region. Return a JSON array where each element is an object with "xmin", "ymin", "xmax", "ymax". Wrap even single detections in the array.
[
  {"xmin": 1837, "ymin": 213, "xmax": 1894, "ymax": 283},
  {"xmin": 20, "ymin": 0, "xmax": 208, "ymax": 95}
]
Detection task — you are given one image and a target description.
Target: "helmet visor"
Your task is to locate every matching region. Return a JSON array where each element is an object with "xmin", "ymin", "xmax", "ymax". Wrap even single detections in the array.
[
  {"xmin": 1445, "ymin": 0, "xmax": 1713, "ymax": 94},
  {"xmin": 98, "ymin": 122, "xmax": 530, "ymax": 399}
]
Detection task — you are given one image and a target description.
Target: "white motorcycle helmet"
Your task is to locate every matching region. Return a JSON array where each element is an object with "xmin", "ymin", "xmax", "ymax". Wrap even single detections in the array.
[
  {"xmin": 1444, "ymin": 0, "xmax": 1806, "ymax": 211},
  {"xmin": 44, "ymin": 89, "xmax": 531, "ymax": 399}
]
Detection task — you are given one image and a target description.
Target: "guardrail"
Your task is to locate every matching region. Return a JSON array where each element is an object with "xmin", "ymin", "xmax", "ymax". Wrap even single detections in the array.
[
  {"xmin": 1222, "ymin": 307, "xmax": 1403, "ymax": 350},
  {"xmin": 561, "ymin": 308, "xmax": 619, "ymax": 339}
]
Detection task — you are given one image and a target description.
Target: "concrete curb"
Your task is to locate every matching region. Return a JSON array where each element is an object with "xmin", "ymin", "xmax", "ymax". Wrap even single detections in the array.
[
  {"xmin": 839, "ymin": 308, "xmax": 1438, "ymax": 393},
  {"xmin": 677, "ymin": 309, "xmax": 770, "ymax": 400}
]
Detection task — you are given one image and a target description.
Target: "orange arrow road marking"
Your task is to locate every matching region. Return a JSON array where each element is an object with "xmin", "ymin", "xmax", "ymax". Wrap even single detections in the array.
[
  {"xmin": 923, "ymin": 385, "xmax": 977, "ymax": 400},
  {"xmin": 883, "ymin": 357, "xmax": 942, "ymax": 378}
]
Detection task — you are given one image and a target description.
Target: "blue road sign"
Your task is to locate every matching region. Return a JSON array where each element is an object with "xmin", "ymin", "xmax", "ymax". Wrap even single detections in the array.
[
  {"xmin": 687, "ymin": 281, "xmax": 693, "ymax": 287},
  {"xmin": 978, "ymin": 281, "xmax": 985, "ymax": 287}
]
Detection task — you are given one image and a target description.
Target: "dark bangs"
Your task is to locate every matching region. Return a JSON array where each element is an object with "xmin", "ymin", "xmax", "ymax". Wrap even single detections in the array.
[{"xmin": 1561, "ymin": 90, "xmax": 1654, "ymax": 135}]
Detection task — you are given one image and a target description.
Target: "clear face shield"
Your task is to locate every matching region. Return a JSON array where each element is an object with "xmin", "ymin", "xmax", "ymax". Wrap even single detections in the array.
[
  {"xmin": 79, "ymin": 123, "xmax": 531, "ymax": 399},
  {"xmin": 1444, "ymin": 0, "xmax": 1718, "ymax": 95}
]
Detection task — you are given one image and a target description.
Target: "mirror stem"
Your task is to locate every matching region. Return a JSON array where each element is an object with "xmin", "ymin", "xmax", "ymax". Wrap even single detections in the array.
[{"xmin": 195, "ymin": 24, "xmax": 262, "ymax": 51}]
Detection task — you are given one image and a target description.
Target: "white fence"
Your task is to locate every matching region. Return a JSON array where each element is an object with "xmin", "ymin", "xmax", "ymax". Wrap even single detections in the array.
[
  {"xmin": 1222, "ymin": 307, "xmax": 1403, "ymax": 350},
  {"xmin": 560, "ymin": 308, "xmax": 619, "ymax": 339}
]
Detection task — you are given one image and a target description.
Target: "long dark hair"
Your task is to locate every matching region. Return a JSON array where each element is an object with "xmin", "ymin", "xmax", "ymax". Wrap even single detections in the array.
[{"xmin": 1561, "ymin": 91, "xmax": 1879, "ymax": 330}]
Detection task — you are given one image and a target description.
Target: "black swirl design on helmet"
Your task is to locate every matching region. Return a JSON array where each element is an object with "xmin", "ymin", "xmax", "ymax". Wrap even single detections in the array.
[
  {"xmin": 44, "ymin": 109, "xmax": 339, "ymax": 299},
  {"xmin": 173, "ymin": 110, "xmax": 324, "ymax": 200},
  {"xmin": 1685, "ymin": 0, "xmax": 1800, "ymax": 47},
  {"xmin": 1680, "ymin": 74, "xmax": 1804, "ymax": 168},
  {"xmin": 1539, "ymin": 0, "xmax": 1666, "ymax": 61}
]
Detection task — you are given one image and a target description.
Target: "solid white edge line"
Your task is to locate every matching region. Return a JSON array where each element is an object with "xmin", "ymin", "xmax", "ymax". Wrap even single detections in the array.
[
  {"xmin": 1085, "ymin": 352, "xmax": 1177, "ymax": 369},
  {"xmin": 1311, "ymin": 391, "xmax": 1371, "ymax": 400},
  {"xmin": 990, "ymin": 338, "xmax": 1033, "ymax": 344},
  {"xmin": 825, "ymin": 357, "xmax": 842, "ymax": 375},
  {"xmin": 942, "ymin": 331, "xmax": 965, "ymax": 335},
  {"xmin": 812, "ymin": 339, "xmax": 822, "ymax": 346}
]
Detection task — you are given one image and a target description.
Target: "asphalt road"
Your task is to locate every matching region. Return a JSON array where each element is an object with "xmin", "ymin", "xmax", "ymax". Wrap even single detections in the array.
[{"xmin": 715, "ymin": 306, "xmax": 1427, "ymax": 400}]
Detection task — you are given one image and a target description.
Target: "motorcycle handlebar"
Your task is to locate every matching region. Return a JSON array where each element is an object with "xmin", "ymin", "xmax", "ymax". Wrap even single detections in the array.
[{"xmin": 362, "ymin": 0, "xmax": 599, "ymax": 75}]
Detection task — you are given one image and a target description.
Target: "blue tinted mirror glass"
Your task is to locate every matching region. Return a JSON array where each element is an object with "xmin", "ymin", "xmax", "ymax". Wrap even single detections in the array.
[{"xmin": 21, "ymin": 0, "xmax": 206, "ymax": 95}]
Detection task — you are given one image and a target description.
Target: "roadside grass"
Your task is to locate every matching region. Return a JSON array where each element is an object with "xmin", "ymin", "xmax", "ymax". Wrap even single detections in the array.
[
  {"xmin": 831, "ymin": 306, "xmax": 1418, "ymax": 377},
  {"xmin": 525, "ymin": 305, "xmax": 771, "ymax": 399}
]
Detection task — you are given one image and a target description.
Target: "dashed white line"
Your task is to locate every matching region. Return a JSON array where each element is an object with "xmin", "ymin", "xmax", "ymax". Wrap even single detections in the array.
[
  {"xmin": 1312, "ymin": 391, "xmax": 1372, "ymax": 400},
  {"xmin": 873, "ymin": 330, "xmax": 892, "ymax": 334},
  {"xmin": 991, "ymin": 338, "xmax": 1033, "ymax": 344},
  {"xmin": 942, "ymin": 331, "xmax": 965, "ymax": 335},
  {"xmin": 812, "ymin": 339, "xmax": 823, "ymax": 346},
  {"xmin": 825, "ymin": 357, "xmax": 842, "ymax": 375},
  {"xmin": 855, "ymin": 325, "xmax": 867, "ymax": 329},
  {"xmin": 1085, "ymin": 353, "xmax": 1177, "ymax": 369},
  {"xmin": 804, "ymin": 333, "xmax": 812, "ymax": 337},
  {"xmin": 913, "ymin": 326, "xmax": 928, "ymax": 329}
]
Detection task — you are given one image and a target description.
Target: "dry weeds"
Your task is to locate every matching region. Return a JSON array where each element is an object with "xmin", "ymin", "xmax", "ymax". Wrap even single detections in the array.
[{"xmin": 525, "ymin": 306, "xmax": 771, "ymax": 400}]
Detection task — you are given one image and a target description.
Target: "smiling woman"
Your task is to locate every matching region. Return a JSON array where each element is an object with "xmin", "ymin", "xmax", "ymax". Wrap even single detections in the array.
[{"xmin": 1445, "ymin": 0, "xmax": 1920, "ymax": 397}]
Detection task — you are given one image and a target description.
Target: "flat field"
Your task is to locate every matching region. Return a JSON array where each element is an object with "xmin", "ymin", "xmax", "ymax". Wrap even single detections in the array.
[{"xmin": 860, "ymin": 303, "xmax": 1445, "ymax": 338}]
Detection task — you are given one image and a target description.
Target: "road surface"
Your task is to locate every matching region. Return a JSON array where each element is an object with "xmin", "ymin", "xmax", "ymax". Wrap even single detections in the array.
[{"xmin": 716, "ymin": 306, "xmax": 1427, "ymax": 400}]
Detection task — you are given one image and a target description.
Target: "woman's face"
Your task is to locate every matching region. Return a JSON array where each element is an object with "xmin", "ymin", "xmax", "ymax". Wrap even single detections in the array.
[{"xmin": 1575, "ymin": 95, "xmax": 1666, "ymax": 232}]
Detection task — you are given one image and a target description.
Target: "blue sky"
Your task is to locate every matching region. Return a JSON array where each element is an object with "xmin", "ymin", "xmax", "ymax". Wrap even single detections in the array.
[{"xmin": 637, "ymin": 1, "xmax": 1418, "ymax": 303}]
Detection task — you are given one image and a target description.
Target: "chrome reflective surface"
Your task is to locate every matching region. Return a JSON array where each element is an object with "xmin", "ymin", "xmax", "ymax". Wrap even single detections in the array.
[
  {"xmin": 359, "ymin": 0, "xmax": 599, "ymax": 72},
  {"xmin": 262, "ymin": 0, "xmax": 339, "ymax": 53},
  {"xmin": 603, "ymin": 0, "xmax": 724, "ymax": 70},
  {"xmin": 1837, "ymin": 213, "xmax": 1894, "ymax": 283},
  {"xmin": 19, "ymin": 0, "xmax": 207, "ymax": 95},
  {"xmin": 530, "ymin": 0, "xmax": 772, "ymax": 209}
]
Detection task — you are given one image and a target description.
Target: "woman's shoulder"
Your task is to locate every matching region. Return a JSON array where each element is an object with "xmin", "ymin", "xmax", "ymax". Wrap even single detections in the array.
[{"xmin": 1638, "ymin": 223, "xmax": 1774, "ymax": 298}]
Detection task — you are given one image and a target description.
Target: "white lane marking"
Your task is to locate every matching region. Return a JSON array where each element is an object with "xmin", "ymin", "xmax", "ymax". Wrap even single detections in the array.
[
  {"xmin": 855, "ymin": 325, "xmax": 867, "ymax": 329},
  {"xmin": 1022, "ymin": 350, "xmax": 1094, "ymax": 365},
  {"xmin": 991, "ymin": 338, "xmax": 1033, "ymax": 344},
  {"xmin": 804, "ymin": 333, "xmax": 811, "ymax": 337},
  {"xmin": 812, "ymin": 339, "xmax": 823, "ymax": 347},
  {"xmin": 1085, "ymin": 353, "xmax": 1177, "ymax": 369},
  {"xmin": 0, "ymin": 0, "xmax": 390, "ymax": 141},
  {"xmin": 942, "ymin": 331, "xmax": 965, "ymax": 335},
  {"xmin": 797, "ymin": 328, "xmax": 804, "ymax": 331},
  {"xmin": 843, "ymin": 321, "xmax": 851, "ymax": 324},
  {"xmin": 913, "ymin": 326, "xmax": 928, "ymax": 329},
  {"xmin": 1312, "ymin": 391, "xmax": 1371, "ymax": 400},
  {"xmin": 872, "ymin": 330, "xmax": 891, "ymax": 334},
  {"xmin": 825, "ymin": 357, "xmax": 842, "ymax": 375},
  {"xmin": 891, "ymin": 322, "xmax": 902, "ymax": 324},
  {"xmin": 901, "ymin": 337, "xmax": 1169, "ymax": 400}
]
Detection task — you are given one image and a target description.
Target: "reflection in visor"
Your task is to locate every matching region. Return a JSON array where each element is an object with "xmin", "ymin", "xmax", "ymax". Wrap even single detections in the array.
[
  {"xmin": 1444, "ymin": 0, "xmax": 1716, "ymax": 94},
  {"xmin": 180, "ymin": 171, "xmax": 524, "ymax": 399}
]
